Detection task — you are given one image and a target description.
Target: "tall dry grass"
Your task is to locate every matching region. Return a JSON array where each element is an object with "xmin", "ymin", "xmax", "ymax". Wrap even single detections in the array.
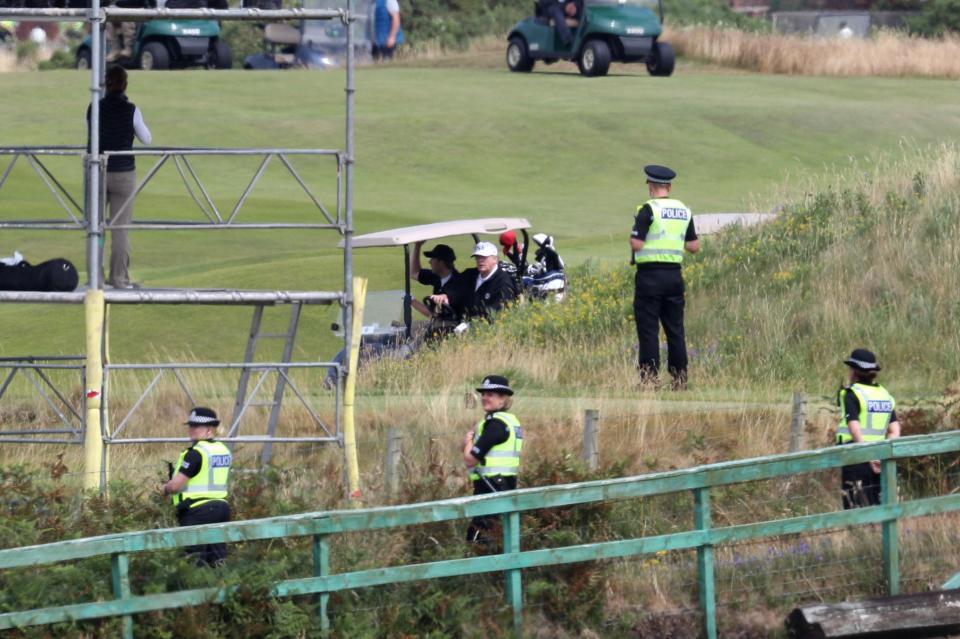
[{"xmin": 666, "ymin": 26, "xmax": 960, "ymax": 78}]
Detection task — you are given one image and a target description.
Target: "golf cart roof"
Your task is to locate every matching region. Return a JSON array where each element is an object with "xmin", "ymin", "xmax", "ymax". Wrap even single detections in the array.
[{"xmin": 344, "ymin": 218, "xmax": 532, "ymax": 248}]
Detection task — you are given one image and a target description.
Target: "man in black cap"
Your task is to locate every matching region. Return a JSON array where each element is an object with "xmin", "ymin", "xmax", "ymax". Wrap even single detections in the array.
[
  {"xmin": 630, "ymin": 164, "xmax": 699, "ymax": 390},
  {"xmin": 161, "ymin": 407, "xmax": 232, "ymax": 566},
  {"xmin": 462, "ymin": 375, "xmax": 523, "ymax": 543},
  {"xmin": 836, "ymin": 349, "xmax": 900, "ymax": 509},
  {"xmin": 410, "ymin": 240, "xmax": 461, "ymax": 318}
]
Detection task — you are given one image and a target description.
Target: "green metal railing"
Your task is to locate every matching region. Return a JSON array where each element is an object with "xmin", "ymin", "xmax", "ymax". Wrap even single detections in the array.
[{"xmin": 1, "ymin": 431, "xmax": 960, "ymax": 638}]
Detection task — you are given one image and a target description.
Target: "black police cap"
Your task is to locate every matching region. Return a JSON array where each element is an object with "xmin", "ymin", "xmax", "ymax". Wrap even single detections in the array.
[
  {"xmin": 844, "ymin": 348, "xmax": 881, "ymax": 372},
  {"xmin": 186, "ymin": 407, "xmax": 221, "ymax": 427},
  {"xmin": 475, "ymin": 375, "xmax": 514, "ymax": 396},
  {"xmin": 644, "ymin": 164, "xmax": 676, "ymax": 184}
]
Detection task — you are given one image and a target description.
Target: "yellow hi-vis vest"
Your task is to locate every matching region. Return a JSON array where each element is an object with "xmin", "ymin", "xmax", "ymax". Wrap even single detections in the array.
[
  {"xmin": 837, "ymin": 383, "xmax": 895, "ymax": 444},
  {"xmin": 633, "ymin": 198, "xmax": 692, "ymax": 265},
  {"xmin": 470, "ymin": 411, "xmax": 522, "ymax": 481},
  {"xmin": 172, "ymin": 440, "xmax": 232, "ymax": 508}
]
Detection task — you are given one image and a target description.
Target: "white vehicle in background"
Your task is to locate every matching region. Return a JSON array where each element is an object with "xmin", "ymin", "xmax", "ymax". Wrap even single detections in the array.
[{"xmin": 243, "ymin": 0, "xmax": 372, "ymax": 69}]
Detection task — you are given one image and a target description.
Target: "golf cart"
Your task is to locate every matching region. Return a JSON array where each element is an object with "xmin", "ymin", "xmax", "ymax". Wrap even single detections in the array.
[
  {"xmin": 75, "ymin": 1, "xmax": 232, "ymax": 70},
  {"xmin": 506, "ymin": 0, "xmax": 674, "ymax": 77},
  {"xmin": 243, "ymin": 0, "xmax": 371, "ymax": 69},
  {"xmin": 343, "ymin": 218, "xmax": 532, "ymax": 341}
]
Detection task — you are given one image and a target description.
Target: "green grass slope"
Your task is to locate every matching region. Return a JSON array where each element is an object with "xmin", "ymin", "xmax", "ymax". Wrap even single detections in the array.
[
  {"xmin": 1, "ymin": 67, "xmax": 959, "ymax": 362},
  {"xmin": 377, "ymin": 144, "xmax": 960, "ymax": 398}
]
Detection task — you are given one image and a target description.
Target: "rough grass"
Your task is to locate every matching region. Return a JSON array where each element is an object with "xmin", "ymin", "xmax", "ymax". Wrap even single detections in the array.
[{"xmin": 668, "ymin": 26, "xmax": 960, "ymax": 78}]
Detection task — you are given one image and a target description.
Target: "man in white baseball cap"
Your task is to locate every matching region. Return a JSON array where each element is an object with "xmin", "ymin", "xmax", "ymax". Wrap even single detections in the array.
[{"xmin": 429, "ymin": 241, "xmax": 518, "ymax": 322}]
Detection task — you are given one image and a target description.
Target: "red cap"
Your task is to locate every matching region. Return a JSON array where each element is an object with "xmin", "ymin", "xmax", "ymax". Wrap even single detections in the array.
[{"xmin": 499, "ymin": 230, "xmax": 517, "ymax": 247}]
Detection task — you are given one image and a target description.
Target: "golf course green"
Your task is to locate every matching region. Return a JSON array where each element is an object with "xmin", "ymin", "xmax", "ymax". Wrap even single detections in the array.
[{"xmin": 1, "ymin": 64, "xmax": 958, "ymax": 361}]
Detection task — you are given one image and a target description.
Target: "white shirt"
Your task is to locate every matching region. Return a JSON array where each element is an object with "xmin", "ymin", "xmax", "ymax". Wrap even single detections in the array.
[
  {"xmin": 385, "ymin": 0, "xmax": 399, "ymax": 13},
  {"xmin": 475, "ymin": 264, "xmax": 498, "ymax": 291},
  {"xmin": 133, "ymin": 107, "xmax": 152, "ymax": 145},
  {"xmin": 440, "ymin": 273, "xmax": 452, "ymax": 287}
]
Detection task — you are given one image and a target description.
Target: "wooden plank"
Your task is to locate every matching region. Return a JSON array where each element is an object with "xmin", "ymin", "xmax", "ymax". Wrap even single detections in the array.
[
  {"xmin": 881, "ymin": 460, "xmax": 899, "ymax": 596},
  {"xmin": 0, "ymin": 432, "xmax": 958, "ymax": 573},
  {"xmin": 110, "ymin": 553, "xmax": 133, "ymax": 639},
  {"xmin": 503, "ymin": 511, "xmax": 523, "ymax": 632},
  {"xmin": 5, "ymin": 494, "xmax": 960, "ymax": 631},
  {"xmin": 786, "ymin": 590, "xmax": 960, "ymax": 638},
  {"xmin": 695, "ymin": 488, "xmax": 717, "ymax": 639}
]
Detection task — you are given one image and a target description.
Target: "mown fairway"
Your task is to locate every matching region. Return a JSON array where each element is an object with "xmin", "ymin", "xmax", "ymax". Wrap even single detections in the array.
[{"xmin": 1, "ymin": 64, "xmax": 959, "ymax": 361}]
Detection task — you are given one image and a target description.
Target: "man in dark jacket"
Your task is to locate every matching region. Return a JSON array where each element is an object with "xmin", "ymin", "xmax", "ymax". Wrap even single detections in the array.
[{"xmin": 432, "ymin": 241, "xmax": 517, "ymax": 322}]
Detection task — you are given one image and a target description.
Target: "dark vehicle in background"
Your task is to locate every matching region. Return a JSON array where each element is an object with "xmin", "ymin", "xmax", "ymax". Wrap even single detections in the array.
[
  {"xmin": 506, "ymin": 0, "xmax": 674, "ymax": 77},
  {"xmin": 243, "ymin": 0, "xmax": 371, "ymax": 69},
  {"xmin": 74, "ymin": 0, "xmax": 232, "ymax": 70}
]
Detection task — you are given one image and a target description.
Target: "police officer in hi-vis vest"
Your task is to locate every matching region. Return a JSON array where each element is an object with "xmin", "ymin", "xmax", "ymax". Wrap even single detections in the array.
[
  {"xmin": 161, "ymin": 407, "xmax": 232, "ymax": 566},
  {"xmin": 630, "ymin": 165, "xmax": 700, "ymax": 390},
  {"xmin": 837, "ymin": 349, "xmax": 900, "ymax": 509},
  {"xmin": 462, "ymin": 375, "xmax": 523, "ymax": 544}
]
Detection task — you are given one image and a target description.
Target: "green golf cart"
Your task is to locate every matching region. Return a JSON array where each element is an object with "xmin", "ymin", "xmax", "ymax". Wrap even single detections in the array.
[
  {"xmin": 506, "ymin": 0, "xmax": 674, "ymax": 77},
  {"xmin": 76, "ymin": 18, "xmax": 231, "ymax": 70}
]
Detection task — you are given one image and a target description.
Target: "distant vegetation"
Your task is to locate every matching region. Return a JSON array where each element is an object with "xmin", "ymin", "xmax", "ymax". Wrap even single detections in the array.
[{"xmin": 668, "ymin": 25, "xmax": 960, "ymax": 77}]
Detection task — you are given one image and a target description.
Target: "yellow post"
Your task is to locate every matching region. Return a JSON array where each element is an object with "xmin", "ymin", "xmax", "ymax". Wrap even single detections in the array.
[
  {"xmin": 83, "ymin": 289, "xmax": 106, "ymax": 491},
  {"xmin": 342, "ymin": 276, "xmax": 366, "ymax": 502}
]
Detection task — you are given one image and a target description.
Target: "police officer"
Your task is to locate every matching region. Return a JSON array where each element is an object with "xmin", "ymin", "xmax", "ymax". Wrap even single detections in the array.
[
  {"xmin": 463, "ymin": 375, "xmax": 523, "ymax": 543},
  {"xmin": 630, "ymin": 164, "xmax": 700, "ymax": 389},
  {"xmin": 837, "ymin": 349, "xmax": 900, "ymax": 509},
  {"xmin": 161, "ymin": 407, "xmax": 232, "ymax": 566}
]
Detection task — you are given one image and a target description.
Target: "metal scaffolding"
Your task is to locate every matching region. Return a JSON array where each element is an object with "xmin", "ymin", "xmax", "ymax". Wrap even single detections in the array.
[{"xmin": 0, "ymin": 1, "xmax": 356, "ymax": 489}]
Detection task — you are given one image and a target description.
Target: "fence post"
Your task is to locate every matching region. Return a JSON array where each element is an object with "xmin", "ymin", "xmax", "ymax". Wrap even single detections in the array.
[
  {"xmin": 110, "ymin": 552, "xmax": 133, "ymax": 639},
  {"xmin": 881, "ymin": 458, "xmax": 899, "ymax": 595},
  {"xmin": 582, "ymin": 409, "xmax": 599, "ymax": 471},
  {"xmin": 313, "ymin": 534, "xmax": 330, "ymax": 634},
  {"xmin": 694, "ymin": 487, "xmax": 717, "ymax": 639},
  {"xmin": 789, "ymin": 392, "xmax": 806, "ymax": 453},
  {"xmin": 502, "ymin": 510, "xmax": 523, "ymax": 633},
  {"xmin": 385, "ymin": 427, "xmax": 403, "ymax": 499}
]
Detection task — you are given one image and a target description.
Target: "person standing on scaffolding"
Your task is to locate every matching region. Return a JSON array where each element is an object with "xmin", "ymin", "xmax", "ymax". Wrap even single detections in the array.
[
  {"xmin": 86, "ymin": 65, "xmax": 152, "ymax": 289},
  {"xmin": 462, "ymin": 375, "xmax": 523, "ymax": 544}
]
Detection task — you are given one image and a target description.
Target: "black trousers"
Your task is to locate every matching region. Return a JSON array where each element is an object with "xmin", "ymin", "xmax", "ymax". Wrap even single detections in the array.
[
  {"xmin": 543, "ymin": 2, "xmax": 573, "ymax": 44},
  {"xmin": 466, "ymin": 475, "xmax": 516, "ymax": 544},
  {"xmin": 633, "ymin": 268, "xmax": 688, "ymax": 382},
  {"xmin": 177, "ymin": 500, "xmax": 230, "ymax": 567},
  {"xmin": 372, "ymin": 44, "xmax": 396, "ymax": 60},
  {"xmin": 841, "ymin": 463, "xmax": 881, "ymax": 509}
]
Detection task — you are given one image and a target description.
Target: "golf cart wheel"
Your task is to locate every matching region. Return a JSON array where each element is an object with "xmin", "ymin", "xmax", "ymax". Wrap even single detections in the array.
[
  {"xmin": 76, "ymin": 47, "xmax": 91, "ymax": 69},
  {"xmin": 646, "ymin": 41, "xmax": 675, "ymax": 77},
  {"xmin": 139, "ymin": 42, "xmax": 170, "ymax": 71},
  {"xmin": 506, "ymin": 36, "xmax": 535, "ymax": 73},
  {"xmin": 578, "ymin": 39, "xmax": 610, "ymax": 77},
  {"xmin": 209, "ymin": 39, "xmax": 233, "ymax": 69}
]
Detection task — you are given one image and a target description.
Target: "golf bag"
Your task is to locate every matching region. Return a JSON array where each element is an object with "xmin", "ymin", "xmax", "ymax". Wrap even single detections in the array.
[
  {"xmin": 0, "ymin": 258, "xmax": 79, "ymax": 292},
  {"xmin": 522, "ymin": 233, "xmax": 566, "ymax": 301}
]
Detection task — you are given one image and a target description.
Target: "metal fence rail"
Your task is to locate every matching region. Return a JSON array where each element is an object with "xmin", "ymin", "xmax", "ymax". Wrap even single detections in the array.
[
  {"xmin": 102, "ymin": 361, "xmax": 340, "ymax": 445},
  {"xmin": 0, "ymin": 147, "xmax": 344, "ymax": 231},
  {"xmin": 0, "ymin": 146, "xmax": 85, "ymax": 228},
  {"xmin": 0, "ymin": 431, "xmax": 959, "ymax": 638},
  {"xmin": 0, "ymin": 357, "xmax": 85, "ymax": 444}
]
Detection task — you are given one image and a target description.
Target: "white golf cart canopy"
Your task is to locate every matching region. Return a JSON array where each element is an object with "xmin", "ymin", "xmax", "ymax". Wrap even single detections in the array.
[
  {"xmin": 342, "ymin": 218, "xmax": 532, "ymax": 248},
  {"xmin": 340, "ymin": 218, "xmax": 532, "ymax": 337}
]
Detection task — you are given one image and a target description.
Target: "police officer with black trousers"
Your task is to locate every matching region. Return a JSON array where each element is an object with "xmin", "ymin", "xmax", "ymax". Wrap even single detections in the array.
[
  {"xmin": 630, "ymin": 165, "xmax": 699, "ymax": 390},
  {"xmin": 837, "ymin": 349, "xmax": 900, "ymax": 509},
  {"xmin": 462, "ymin": 375, "xmax": 523, "ymax": 544},
  {"xmin": 161, "ymin": 407, "xmax": 232, "ymax": 566}
]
